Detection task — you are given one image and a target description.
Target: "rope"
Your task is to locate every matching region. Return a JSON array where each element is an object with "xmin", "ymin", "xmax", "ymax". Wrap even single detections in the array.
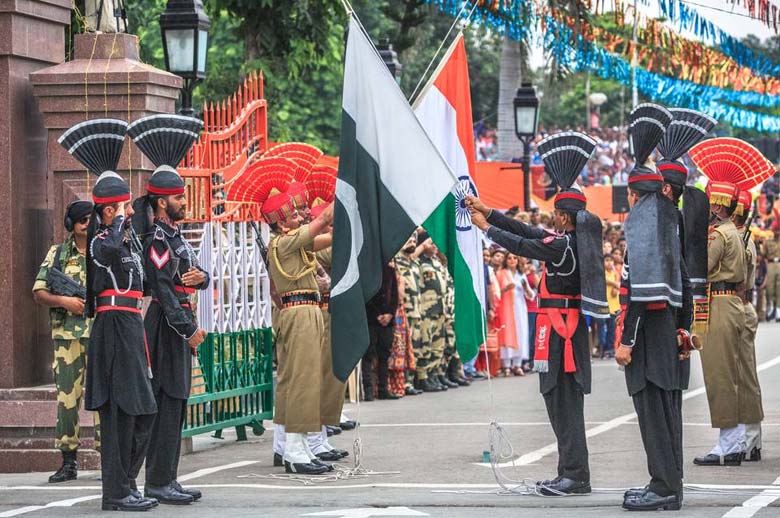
[
  {"xmin": 408, "ymin": 0, "xmax": 481, "ymax": 104},
  {"xmin": 103, "ymin": 31, "xmax": 118, "ymax": 117}
]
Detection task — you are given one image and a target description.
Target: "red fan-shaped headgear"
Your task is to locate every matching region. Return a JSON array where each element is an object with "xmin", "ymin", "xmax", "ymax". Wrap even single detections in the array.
[{"xmin": 689, "ymin": 138, "xmax": 775, "ymax": 191}]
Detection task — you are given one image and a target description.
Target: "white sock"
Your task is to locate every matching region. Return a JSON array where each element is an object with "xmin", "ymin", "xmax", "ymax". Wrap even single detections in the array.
[
  {"xmin": 273, "ymin": 424, "xmax": 286, "ymax": 456},
  {"xmin": 709, "ymin": 425, "xmax": 746, "ymax": 456},
  {"xmin": 744, "ymin": 423, "xmax": 762, "ymax": 452},
  {"xmin": 283, "ymin": 433, "xmax": 310, "ymax": 464},
  {"xmin": 308, "ymin": 427, "xmax": 329, "ymax": 455}
]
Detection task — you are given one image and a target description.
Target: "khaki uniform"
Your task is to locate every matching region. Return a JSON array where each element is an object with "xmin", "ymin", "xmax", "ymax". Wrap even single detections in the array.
[
  {"xmin": 315, "ymin": 247, "xmax": 345, "ymax": 426},
  {"xmin": 395, "ymin": 253, "xmax": 424, "ymax": 380},
  {"xmin": 33, "ymin": 238, "xmax": 100, "ymax": 451},
  {"xmin": 701, "ymin": 220, "xmax": 746, "ymax": 428},
  {"xmin": 738, "ymin": 237, "xmax": 764, "ymax": 425},
  {"xmin": 419, "ymin": 253, "xmax": 447, "ymax": 378},
  {"xmin": 762, "ymin": 237, "xmax": 780, "ymax": 311},
  {"xmin": 269, "ymin": 225, "xmax": 324, "ymax": 433}
]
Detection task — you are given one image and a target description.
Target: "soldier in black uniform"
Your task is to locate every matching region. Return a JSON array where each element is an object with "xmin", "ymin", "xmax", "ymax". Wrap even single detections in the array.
[
  {"xmin": 616, "ymin": 103, "xmax": 692, "ymax": 512},
  {"xmin": 58, "ymin": 119, "xmax": 158, "ymax": 512},
  {"xmin": 128, "ymin": 115, "xmax": 209, "ymax": 505},
  {"xmin": 468, "ymin": 131, "xmax": 608, "ymax": 496}
]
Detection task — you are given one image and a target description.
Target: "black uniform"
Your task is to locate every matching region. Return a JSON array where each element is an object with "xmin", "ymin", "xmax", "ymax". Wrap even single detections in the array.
[
  {"xmin": 620, "ymin": 222, "xmax": 692, "ymax": 498},
  {"xmin": 143, "ymin": 219, "xmax": 210, "ymax": 487},
  {"xmin": 487, "ymin": 211, "xmax": 590, "ymax": 484},
  {"xmin": 85, "ymin": 215, "xmax": 157, "ymax": 499}
]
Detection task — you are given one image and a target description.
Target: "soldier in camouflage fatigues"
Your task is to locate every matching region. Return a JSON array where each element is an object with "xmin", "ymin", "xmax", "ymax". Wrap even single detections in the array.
[
  {"xmin": 418, "ymin": 234, "xmax": 457, "ymax": 390},
  {"xmin": 440, "ymin": 267, "xmax": 468, "ymax": 387},
  {"xmin": 32, "ymin": 201, "xmax": 100, "ymax": 483},
  {"xmin": 394, "ymin": 233, "xmax": 427, "ymax": 394}
]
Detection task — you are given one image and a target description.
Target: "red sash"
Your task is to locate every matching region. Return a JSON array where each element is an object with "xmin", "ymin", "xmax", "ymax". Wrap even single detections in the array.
[{"xmin": 535, "ymin": 271, "xmax": 580, "ymax": 373}]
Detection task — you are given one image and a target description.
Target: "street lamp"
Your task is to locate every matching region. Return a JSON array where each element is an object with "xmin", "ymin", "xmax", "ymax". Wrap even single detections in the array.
[
  {"xmin": 514, "ymin": 83, "xmax": 540, "ymax": 211},
  {"xmin": 377, "ymin": 39, "xmax": 403, "ymax": 85},
  {"xmin": 160, "ymin": 0, "xmax": 211, "ymax": 116}
]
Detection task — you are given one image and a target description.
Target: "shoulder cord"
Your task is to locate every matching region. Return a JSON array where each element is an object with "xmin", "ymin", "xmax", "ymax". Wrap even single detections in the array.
[
  {"xmin": 269, "ymin": 236, "xmax": 318, "ymax": 281},
  {"xmin": 547, "ymin": 234, "xmax": 577, "ymax": 277},
  {"xmin": 90, "ymin": 232, "xmax": 135, "ymax": 294}
]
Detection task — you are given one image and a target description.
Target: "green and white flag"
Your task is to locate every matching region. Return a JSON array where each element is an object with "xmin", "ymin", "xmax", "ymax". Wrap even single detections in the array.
[{"xmin": 330, "ymin": 17, "xmax": 484, "ymax": 382}]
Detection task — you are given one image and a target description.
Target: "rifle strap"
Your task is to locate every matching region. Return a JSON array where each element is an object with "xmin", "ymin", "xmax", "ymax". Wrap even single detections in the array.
[{"xmin": 52, "ymin": 243, "xmax": 65, "ymax": 273}]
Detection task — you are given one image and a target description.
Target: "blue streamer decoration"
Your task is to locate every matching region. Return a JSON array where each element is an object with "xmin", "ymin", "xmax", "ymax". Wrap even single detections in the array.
[
  {"xmin": 657, "ymin": 0, "xmax": 780, "ymax": 78},
  {"xmin": 421, "ymin": 1, "xmax": 780, "ymax": 132}
]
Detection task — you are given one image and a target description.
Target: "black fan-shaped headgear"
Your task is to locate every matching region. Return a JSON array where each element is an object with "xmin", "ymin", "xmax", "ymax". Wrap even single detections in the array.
[
  {"xmin": 58, "ymin": 118, "xmax": 128, "ymax": 177},
  {"xmin": 127, "ymin": 114, "xmax": 203, "ymax": 195},
  {"xmin": 657, "ymin": 109, "xmax": 717, "ymax": 188},
  {"xmin": 537, "ymin": 131, "xmax": 596, "ymax": 211},
  {"xmin": 627, "ymin": 103, "xmax": 672, "ymax": 193},
  {"xmin": 628, "ymin": 103, "xmax": 673, "ymax": 166}
]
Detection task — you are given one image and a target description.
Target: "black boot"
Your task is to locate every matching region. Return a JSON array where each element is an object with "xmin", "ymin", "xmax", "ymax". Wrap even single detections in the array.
[
  {"xmin": 361, "ymin": 359, "xmax": 375, "ymax": 401},
  {"xmin": 49, "ymin": 450, "xmax": 78, "ymax": 483},
  {"xmin": 419, "ymin": 378, "xmax": 442, "ymax": 392},
  {"xmin": 438, "ymin": 374, "xmax": 459, "ymax": 389}
]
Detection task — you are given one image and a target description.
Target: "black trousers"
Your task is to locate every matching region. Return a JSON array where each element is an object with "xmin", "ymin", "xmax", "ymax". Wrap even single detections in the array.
[
  {"xmin": 363, "ymin": 324, "xmax": 394, "ymax": 394},
  {"xmin": 543, "ymin": 372, "xmax": 590, "ymax": 483},
  {"xmin": 633, "ymin": 382, "xmax": 683, "ymax": 496},
  {"xmin": 672, "ymin": 389, "xmax": 684, "ymax": 481},
  {"xmin": 145, "ymin": 390, "xmax": 187, "ymax": 487},
  {"xmin": 98, "ymin": 401, "xmax": 154, "ymax": 499}
]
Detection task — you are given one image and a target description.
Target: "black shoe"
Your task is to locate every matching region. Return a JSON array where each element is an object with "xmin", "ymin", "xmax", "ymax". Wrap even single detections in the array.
[
  {"xmin": 48, "ymin": 450, "xmax": 78, "ymax": 483},
  {"xmin": 329, "ymin": 448, "xmax": 349, "ymax": 458},
  {"xmin": 273, "ymin": 452, "xmax": 284, "ymax": 467},
  {"xmin": 363, "ymin": 390, "xmax": 375, "ymax": 402},
  {"xmin": 312, "ymin": 458, "xmax": 334, "ymax": 472},
  {"xmin": 102, "ymin": 494, "xmax": 156, "ymax": 511},
  {"xmin": 438, "ymin": 375, "xmax": 459, "ymax": 389},
  {"xmin": 420, "ymin": 378, "xmax": 442, "ymax": 392},
  {"xmin": 536, "ymin": 477, "xmax": 591, "ymax": 496},
  {"xmin": 623, "ymin": 486, "xmax": 649, "ymax": 499},
  {"xmin": 622, "ymin": 490, "xmax": 681, "ymax": 511},
  {"xmin": 693, "ymin": 453, "xmax": 742, "ymax": 466},
  {"xmin": 144, "ymin": 482, "xmax": 194, "ymax": 505},
  {"xmin": 316, "ymin": 450, "xmax": 344, "ymax": 462},
  {"xmin": 405, "ymin": 386, "xmax": 422, "ymax": 396},
  {"xmin": 378, "ymin": 391, "xmax": 401, "ymax": 400},
  {"xmin": 745, "ymin": 447, "xmax": 762, "ymax": 462},
  {"xmin": 339, "ymin": 420, "xmax": 357, "ymax": 430},
  {"xmin": 284, "ymin": 460, "xmax": 329, "ymax": 475},
  {"xmin": 326, "ymin": 425, "xmax": 342, "ymax": 435},
  {"xmin": 469, "ymin": 372, "xmax": 486, "ymax": 380},
  {"xmin": 131, "ymin": 490, "xmax": 158, "ymax": 507},
  {"xmin": 326, "ymin": 427, "xmax": 334, "ymax": 437},
  {"xmin": 450, "ymin": 376, "xmax": 471, "ymax": 387},
  {"xmin": 171, "ymin": 480, "xmax": 201, "ymax": 501}
]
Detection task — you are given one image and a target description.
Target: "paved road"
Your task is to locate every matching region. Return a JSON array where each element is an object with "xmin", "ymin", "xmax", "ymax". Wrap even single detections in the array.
[{"xmin": 2, "ymin": 324, "xmax": 780, "ymax": 517}]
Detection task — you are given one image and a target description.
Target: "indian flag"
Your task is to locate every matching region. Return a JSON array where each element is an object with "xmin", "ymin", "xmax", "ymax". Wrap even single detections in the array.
[
  {"xmin": 330, "ymin": 18, "xmax": 485, "ymax": 382},
  {"xmin": 413, "ymin": 33, "xmax": 486, "ymax": 364}
]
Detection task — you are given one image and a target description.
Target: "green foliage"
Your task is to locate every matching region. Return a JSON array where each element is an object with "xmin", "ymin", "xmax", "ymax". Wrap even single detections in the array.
[{"xmin": 538, "ymin": 74, "xmax": 636, "ymax": 131}]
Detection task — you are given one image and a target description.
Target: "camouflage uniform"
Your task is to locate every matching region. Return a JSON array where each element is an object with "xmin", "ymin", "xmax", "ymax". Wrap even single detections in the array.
[
  {"xmin": 418, "ymin": 253, "xmax": 447, "ymax": 379},
  {"xmin": 395, "ymin": 253, "xmax": 425, "ymax": 381},
  {"xmin": 442, "ymin": 270, "xmax": 459, "ymax": 376},
  {"xmin": 33, "ymin": 237, "xmax": 100, "ymax": 452}
]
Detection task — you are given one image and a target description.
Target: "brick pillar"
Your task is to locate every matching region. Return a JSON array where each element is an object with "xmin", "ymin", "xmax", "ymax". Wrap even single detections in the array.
[{"xmin": 0, "ymin": 0, "xmax": 71, "ymax": 388}]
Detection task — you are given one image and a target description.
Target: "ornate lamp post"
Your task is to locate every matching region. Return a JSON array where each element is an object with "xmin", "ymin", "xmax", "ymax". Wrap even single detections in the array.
[
  {"xmin": 513, "ymin": 83, "xmax": 540, "ymax": 211},
  {"xmin": 160, "ymin": 0, "xmax": 211, "ymax": 116},
  {"xmin": 377, "ymin": 39, "xmax": 403, "ymax": 84}
]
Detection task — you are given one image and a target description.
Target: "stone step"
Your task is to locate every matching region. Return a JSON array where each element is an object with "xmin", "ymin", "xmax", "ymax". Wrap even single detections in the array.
[
  {"xmin": 0, "ymin": 401, "xmax": 96, "ymax": 428},
  {"xmin": 0, "ymin": 449, "xmax": 100, "ymax": 473},
  {"xmin": 0, "ymin": 436, "xmax": 97, "ymax": 450},
  {"xmin": 0, "ymin": 386, "xmax": 56, "ymax": 401}
]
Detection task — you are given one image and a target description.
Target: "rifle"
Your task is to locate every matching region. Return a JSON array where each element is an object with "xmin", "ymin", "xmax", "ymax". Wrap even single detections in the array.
[
  {"xmin": 46, "ymin": 244, "xmax": 86, "ymax": 299},
  {"xmin": 250, "ymin": 219, "xmax": 269, "ymax": 265},
  {"xmin": 743, "ymin": 200, "xmax": 758, "ymax": 248}
]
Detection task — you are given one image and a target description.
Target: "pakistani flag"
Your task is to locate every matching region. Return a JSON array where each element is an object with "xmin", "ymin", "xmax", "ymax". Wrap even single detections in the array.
[{"xmin": 330, "ymin": 17, "xmax": 484, "ymax": 382}]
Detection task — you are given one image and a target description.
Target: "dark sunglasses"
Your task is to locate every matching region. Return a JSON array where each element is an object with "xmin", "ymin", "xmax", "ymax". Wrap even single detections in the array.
[{"xmin": 77, "ymin": 216, "xmax": 91, "ymax": 225}]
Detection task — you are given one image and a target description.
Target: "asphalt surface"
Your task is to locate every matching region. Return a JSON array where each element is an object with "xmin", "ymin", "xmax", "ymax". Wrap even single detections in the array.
[{"xmin": 2, "ymin": 324, "xmax": 780, "ymax": 517}]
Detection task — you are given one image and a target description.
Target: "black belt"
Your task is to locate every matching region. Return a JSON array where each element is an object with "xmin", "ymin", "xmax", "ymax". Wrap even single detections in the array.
[
  {"xmin": 711, "ymin": 281, "xmax": 739, "ymax": 291},
  {"xmin": 96, "ymin": 295, "xmax": 143, "ymax": 311},
  {"xmin": 280, "ymin": 292, "xmax": 320, "ymax": 307},
  {"xmin": 539, "ymin": 298, "xmax": 581, "ymax": 309}
]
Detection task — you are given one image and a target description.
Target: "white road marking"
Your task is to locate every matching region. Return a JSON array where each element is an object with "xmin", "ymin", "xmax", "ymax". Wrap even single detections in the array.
[
  {"xmin": 478, "ymin": 353, "xmax": 780, "ymax": 468},
  {"xmin": 0, "ymin": 460, "xmax": 259, "ymax": 517},
  {"xmin": 722, "ymin": 476, "xmax": 780, "ymax": 518},
  {"xmin": 301, "ymin": 507, "xmax": 428, "ymax": 517}
]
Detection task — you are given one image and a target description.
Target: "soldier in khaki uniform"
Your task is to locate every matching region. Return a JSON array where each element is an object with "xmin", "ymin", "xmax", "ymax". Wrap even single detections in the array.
[
  {"xmin": 418, "ymin": 234, "xmax": 457, "ymax": 390},
  {"xmin": 694, "ymin": 181, "xmax": 748, "ymax": 466},
  {"xmin": 395, "ymin": 233, "xmax": 428, "ymax": 394},
  {"xmin": 733, "ymin": 191, "xmax": 764, "ymax": 461},
  {"xmin": 761, "ymin": 224, "xmax": 780, "ymax": 321},
  {"xmin": 33, "ymin": 201, "xmax": 100, "ymax": 483},
  {"xmin": 264, "ymin": 188, "xmax": 333, "ymax": 475}
]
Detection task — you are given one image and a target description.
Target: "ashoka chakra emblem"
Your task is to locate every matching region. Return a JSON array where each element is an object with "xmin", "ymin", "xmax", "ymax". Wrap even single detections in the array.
[{"xmin": 454, "ymin": 176, "xmax": 477, "ymax": 231}]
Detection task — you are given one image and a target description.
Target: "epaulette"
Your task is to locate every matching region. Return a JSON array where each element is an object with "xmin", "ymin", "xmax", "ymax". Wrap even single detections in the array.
[
  {"xmin": 286, "ymin": 228, "xmax": 302, "ymax": 236},
  {"xmin": 709, "ymin": 226, "xmax": 727, "ymax": 242},
  {"xmin": 154, "ymin": 226, "xmax": 165, "ymax": 241}
]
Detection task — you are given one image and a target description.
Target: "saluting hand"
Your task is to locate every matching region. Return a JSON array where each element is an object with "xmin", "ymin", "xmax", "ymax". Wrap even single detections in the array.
[{"xmin": 182, "ymin": 267, "xmax": 207, "ymax": 287}]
